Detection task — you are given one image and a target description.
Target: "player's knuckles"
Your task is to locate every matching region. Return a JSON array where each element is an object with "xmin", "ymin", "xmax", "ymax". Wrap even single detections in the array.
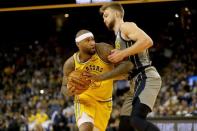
[
  {"xmin": 72, "ymin": 78, "xmax": 89, "ymax": 85},
  {"xmin": 68, "ymin": 87, "xmax": 74, "ymax": 92},
  {"xmin": 70, "ymin": 78, "xmax": 83, "ymax": 85}
]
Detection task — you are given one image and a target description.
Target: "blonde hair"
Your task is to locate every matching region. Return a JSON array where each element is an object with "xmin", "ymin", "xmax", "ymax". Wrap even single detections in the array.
[{"xmin": 99, "ymin": 3, "xmax": 124, "ymax": 18}]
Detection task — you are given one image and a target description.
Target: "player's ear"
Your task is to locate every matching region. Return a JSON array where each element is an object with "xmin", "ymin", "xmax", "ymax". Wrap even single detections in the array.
[
  {"xmin": 115, "ymin": 11, "xmax": 121, "ymax": 18},
  {"xmin": 76, "ymin": 42, "xmax": 80, "ymax": 47}
]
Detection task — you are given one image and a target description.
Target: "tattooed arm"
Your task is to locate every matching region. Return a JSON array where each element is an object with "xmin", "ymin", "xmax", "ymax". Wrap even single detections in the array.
[
  {"xmin": 61, "ymin": 56, "xmax": 75, "ymax": 97},
  {"xmin": 94, "ymin": 42, "xmax": 133, "ymax": 81}
]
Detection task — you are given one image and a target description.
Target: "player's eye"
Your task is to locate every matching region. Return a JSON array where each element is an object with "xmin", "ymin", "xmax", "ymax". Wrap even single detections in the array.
[{"xmin": 103, "ymin": 14, "xmax": 108, "ymax": 18}]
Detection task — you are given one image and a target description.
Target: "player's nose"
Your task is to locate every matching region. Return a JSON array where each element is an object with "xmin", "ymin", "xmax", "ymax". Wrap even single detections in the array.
[{"xmin": 90, "ymin": 40, "xmax": 95, "ymax": 46}]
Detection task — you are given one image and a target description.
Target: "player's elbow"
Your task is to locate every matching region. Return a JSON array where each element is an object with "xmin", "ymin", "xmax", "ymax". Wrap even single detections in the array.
[
  {"xmin": 128, "ymin": 62, "xmax": 134, "ymax": 71},
  {"xmin": 61, "ymin": 85, "xmax": 67, "ymax": 97},
  {"xmin": 148, "ymin": 38, "xmax": 153, "ymax": 47},
  {"xmin": 143, "ymin": 37, "xmax": 153, "ymax": 49},
  {"xmin": 125, "ymin": 61, "xmax": 134, "ymax": 72}
]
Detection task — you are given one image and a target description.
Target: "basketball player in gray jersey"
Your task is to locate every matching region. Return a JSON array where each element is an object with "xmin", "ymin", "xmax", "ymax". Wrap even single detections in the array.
[{"xmin": 99, "ymin": 3, "xmax": 162, "ymax": 131}]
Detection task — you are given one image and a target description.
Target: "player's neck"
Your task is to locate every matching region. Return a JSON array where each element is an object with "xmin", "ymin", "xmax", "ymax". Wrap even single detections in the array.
[
  {"xmin": 78, "ymin": 52, "xmax": 92, "ymax": 63},
  {"xmin": 114, "ymin": 19, "xmax": 124, "ymax": 35}
]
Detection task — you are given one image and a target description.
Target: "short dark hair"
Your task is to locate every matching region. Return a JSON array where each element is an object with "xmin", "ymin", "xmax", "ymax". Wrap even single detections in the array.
[{"xmin": 99, "ymin": 3, "xmax": 124, "ymax": 18}]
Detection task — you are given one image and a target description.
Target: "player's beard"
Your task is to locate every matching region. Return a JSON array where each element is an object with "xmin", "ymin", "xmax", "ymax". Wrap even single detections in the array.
[
  {"xmin": 107, "ymin": 18, "xmax": 115, "ymax": 31},
  {"xmin": 86, "ymin": 48, "xmax": 96, "ymax": 55}
]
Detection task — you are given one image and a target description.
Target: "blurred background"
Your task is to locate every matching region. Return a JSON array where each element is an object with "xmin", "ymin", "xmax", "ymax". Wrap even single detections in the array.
[{"xmin": 0, "ymin": 0, "xmax": 196, "ymax": 131}]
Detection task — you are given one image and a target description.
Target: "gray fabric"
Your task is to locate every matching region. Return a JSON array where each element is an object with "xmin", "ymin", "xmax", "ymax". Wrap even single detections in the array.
[
  {"xmin": 120, "ymin": 80, "xmax": 134, "ymax": 116},
  {"xmin": 135, "ymin": 66, "xmax": 161, "ymax": 110},
  {"xmin": 120, "ymin": 66, "xmax": 161, "ymax": 116}
]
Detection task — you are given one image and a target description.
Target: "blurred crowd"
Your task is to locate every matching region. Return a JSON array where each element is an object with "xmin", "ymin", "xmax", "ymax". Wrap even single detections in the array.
[
  {"xmin": 0, "ymin": 37, "xmax": 77, "ymax": 131},
  {"xmin": 0, "ymin": 15, "xmax": 197, "ymax": 131}
]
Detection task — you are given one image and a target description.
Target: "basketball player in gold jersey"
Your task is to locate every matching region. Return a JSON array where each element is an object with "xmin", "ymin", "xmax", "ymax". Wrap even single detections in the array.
[{"xmin": 61, "ymin": 29, "xmax": 133, "ymax": 131}]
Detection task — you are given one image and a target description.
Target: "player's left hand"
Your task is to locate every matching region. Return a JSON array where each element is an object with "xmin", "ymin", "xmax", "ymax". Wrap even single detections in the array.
[
  {"xmin": 108, "ymin": 49, "xmax": 125, "ymax": 63},
  {"xmin": 82, "ymin": 72, "xmax": 101, "ymax": 82}
]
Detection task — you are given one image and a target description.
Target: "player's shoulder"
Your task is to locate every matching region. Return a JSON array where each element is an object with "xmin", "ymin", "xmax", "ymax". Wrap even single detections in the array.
[
  {"xmin": 63, "ymin": 55, "xmax": 75, "ymax": 68},
  {"xmin": 96, "ymin": 42, "xmax": 114, "ymax": 63},
  {"xmin": 96, "ymin": 42, "xmax": 113, "ymax": 49},
  {"xmin": 96, "ymin": 42, "xmax": 114, "ymax": 55},
  {"xmin": 122, "ymin": 22, "xmax": 137, "ymax": 27},
  {"xmin": 120, "ymin": 22, "xmax": 137, "ymax": 31}
]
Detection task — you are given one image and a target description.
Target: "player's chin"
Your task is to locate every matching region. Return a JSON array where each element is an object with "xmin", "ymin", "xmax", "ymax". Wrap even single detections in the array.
[
  {"xmin": 106, "ymin": 24, "xmax": 113, "ymax": 30},
  {"xmin": 90, "ymin": 48, "xmax": 96, "ymax": 54}
]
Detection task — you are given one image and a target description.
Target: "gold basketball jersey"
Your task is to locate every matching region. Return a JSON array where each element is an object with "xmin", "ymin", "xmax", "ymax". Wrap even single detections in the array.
[{"xmin": 73, "ymin": 52, "xmax": 114, "ymax": 101}]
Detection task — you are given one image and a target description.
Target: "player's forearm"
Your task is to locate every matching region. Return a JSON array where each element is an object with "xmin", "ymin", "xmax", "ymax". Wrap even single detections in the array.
[
  {"xmin": 124, "ymin": 38, "xmax": 153, "ymax": 57},
  {"xmin": 99, "ymin": 61, "xmax": 133, "ymax": 81},
  {"xmin": 61, "ymin": 85, "xmax": 68, "ymax": 97},
  {"xmin": 61, "ymin": 85, "xmax": 74, "ymax": 97},
  {"xmin": 61, "ymin": 77, "xmax": 70, "ymax": 97}
]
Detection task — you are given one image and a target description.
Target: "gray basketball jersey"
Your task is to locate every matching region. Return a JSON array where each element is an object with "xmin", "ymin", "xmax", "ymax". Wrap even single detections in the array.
[{"xmin": 115, "ymin": 31, "xmax": 152, "ymax": 69}]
